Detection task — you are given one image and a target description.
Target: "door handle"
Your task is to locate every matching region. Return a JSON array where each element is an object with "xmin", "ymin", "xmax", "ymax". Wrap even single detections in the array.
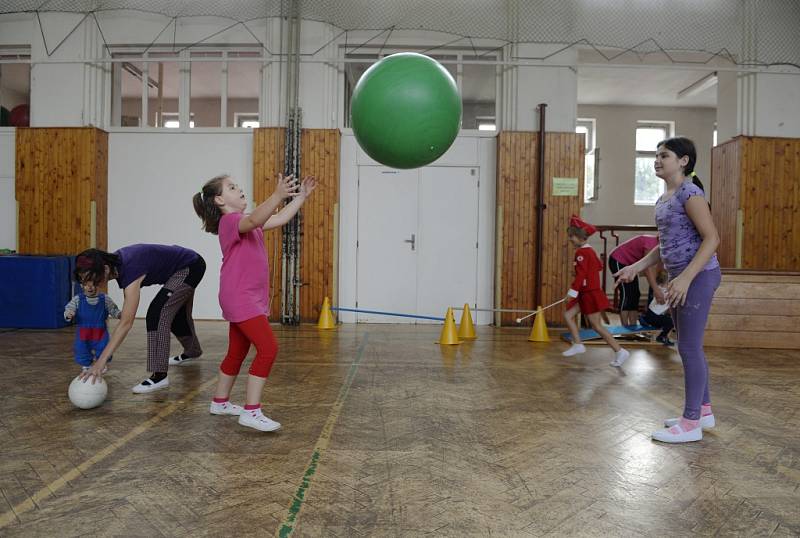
[{"xmin": 404, "ymin": 234, "xmax": 416, "ymax": 251}]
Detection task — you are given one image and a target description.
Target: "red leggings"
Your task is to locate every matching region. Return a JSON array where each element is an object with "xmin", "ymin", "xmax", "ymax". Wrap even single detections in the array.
[{"xmin": 220, "ymin": 315, "xmax": 278, "ymax": 379}]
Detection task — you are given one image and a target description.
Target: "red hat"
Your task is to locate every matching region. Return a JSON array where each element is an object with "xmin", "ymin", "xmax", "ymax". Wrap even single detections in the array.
[{"xmin": 569, "ymin": 214, "xmax": 597, "ymax": 236}]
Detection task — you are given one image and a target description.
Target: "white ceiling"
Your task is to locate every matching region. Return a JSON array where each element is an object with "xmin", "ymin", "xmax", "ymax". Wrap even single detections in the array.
[{"xmin": 578, "ymin": 66, "xmax": 717, "ymax": 108}]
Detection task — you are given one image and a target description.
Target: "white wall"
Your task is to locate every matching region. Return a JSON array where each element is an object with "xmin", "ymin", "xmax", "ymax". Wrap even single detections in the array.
[
  {"xmin": 339, "ymin": 132, "xmax": 497, "ymax": 325},
  {"xmin": 577, "ymin": 104, "xmax": 716, "ymax": 292},
  {"xmin": 107, "ymin": 131, "xmax": 253, "ymax": 319},
  {"xmin": 502, "ymin": 43, "xmax": 577, "ymax": 132},
  {"xmin": 0, "ymin": 128, "xmax": 15, "ymax": 251},
  {"xmin": 754, "ymin": 74, "xmax": 800, "ymax": 138}
]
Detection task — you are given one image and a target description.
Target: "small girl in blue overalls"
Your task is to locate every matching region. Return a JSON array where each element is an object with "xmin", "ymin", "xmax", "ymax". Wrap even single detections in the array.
[{"xmin": 64, "ymin": 272, "xmax": 121, "ymax": 372}]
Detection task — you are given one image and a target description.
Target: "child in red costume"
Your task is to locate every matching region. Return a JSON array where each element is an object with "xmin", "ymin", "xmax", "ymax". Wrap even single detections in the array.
[{"xmin": 563, "ymin": 215, "xmax": 630, "ymax": 367}]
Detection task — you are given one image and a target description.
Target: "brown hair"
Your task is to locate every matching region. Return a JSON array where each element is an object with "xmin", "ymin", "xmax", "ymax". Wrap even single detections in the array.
[
  {"xmin": 192, "ymin": 174, "xmax": 228, "ymax": 235},
  {"xmin": 657, "ymin": 136, "xmax": 704, "ymax": 192},
  {"xmin": 567, "ymin": 226, "xmax": 589, "ymax": 241},
  {"xmin": 74, "ymin": 248, "xmax": 121, "ymax": 284}
]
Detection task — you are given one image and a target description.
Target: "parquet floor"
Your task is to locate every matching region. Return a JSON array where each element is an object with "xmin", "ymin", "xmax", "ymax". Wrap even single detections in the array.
[{"xmin": 1, "ymin": 321, "xmax": 798, "ymax": 537}]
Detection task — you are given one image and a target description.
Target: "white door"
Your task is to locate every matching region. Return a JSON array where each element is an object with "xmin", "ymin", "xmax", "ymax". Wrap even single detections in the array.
[
  {"xmin": 416, "ymin": 167, "xmax": 479, "ymax": 322},
  {"xmin": 356, "ymin": 167, "xmax": 418, "ymax": 323}
]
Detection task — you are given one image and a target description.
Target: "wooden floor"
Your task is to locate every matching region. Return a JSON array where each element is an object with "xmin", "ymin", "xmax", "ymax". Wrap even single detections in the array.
[{"xmin": 1, "ymin": 321, "xmax": 799, "ymax": 537}]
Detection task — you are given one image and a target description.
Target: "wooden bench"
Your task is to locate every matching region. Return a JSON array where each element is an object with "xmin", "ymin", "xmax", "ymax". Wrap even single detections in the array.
[{"xmin": 705, "ymin": 270, "xmax": 800, "ymax": 349}]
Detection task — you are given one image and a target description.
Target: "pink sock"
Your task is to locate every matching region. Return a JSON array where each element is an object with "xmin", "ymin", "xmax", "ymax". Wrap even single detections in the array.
[
  {"xmin": 244, "ymin": 404, "xmax": 261, "ymax": 411},
  {"xmin": 676, "ymin": 417, "xmax": 700, "ymax": 432},
  {"xmin": 701, "ymin": 404, "xmax": 712, "ymax": 416},
  {"xmin": 213, "ymin": 397, "xmax": 229, "ymax": 404}
]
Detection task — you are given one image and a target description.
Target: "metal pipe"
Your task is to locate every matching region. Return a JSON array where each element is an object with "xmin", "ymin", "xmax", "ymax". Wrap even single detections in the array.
[{"xmin": 535, "ymin": 103, "xmax": 546, "ymax": 309}]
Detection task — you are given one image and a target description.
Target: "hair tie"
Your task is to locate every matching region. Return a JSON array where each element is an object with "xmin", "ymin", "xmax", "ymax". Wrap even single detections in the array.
[
  {"xmin": 76, "ymin": 255, "xmax": 93, "ymax": 269},
  {"xmin": 689, "ymin": 171, "xmax": 697, "ymax": 178}
]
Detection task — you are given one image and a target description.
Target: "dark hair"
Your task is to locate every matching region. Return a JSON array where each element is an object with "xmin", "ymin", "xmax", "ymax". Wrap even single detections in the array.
[
  {"xmin": 193, "ymin": 174, "xmax": 228, "ymax": 235},
  {"xmin": 75, "ymin": 248, "xmax": 121, "ymax": 284},
  {"xmin": 657, "ymin": 136, "xmax": 704, "ymax": 192},
  {"xmin": 567, "ymin": 226, "xmax": 589, "ymax": 241}
]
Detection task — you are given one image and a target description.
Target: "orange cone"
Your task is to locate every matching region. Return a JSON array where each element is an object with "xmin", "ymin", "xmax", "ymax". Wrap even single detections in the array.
[
  {"xmin": 437, "ymin": 307, "xmax": 460, "ymax": 345},
  {"xmin": 528, "ymin": 306, "xmax": 550, "ymax": 342},
  {"xmin": 317, "ymin": 297, "xmax": 337, "ymax": 329},
  {"xmin": 457, "ymin": 304, "xmax": 477, "ymax": 340}
]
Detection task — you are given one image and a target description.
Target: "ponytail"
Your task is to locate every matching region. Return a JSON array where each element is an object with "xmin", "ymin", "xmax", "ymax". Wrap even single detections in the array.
[
  {"xmin": 193, "ymin": 175, "xmax": 228, "ymax": 235},
  {"xmin": 689, "ymin": 171, "xmax": 704, "ymax": 192}
]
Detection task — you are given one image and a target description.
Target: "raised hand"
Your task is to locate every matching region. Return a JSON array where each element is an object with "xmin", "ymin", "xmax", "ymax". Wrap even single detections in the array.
[
  {"xmin": 300, "ymin": 176, "xmax": 317, "ymax": 198},
  {"xmin": 274, "ymin": 173, "xmax": 300, "ymax": 200}
]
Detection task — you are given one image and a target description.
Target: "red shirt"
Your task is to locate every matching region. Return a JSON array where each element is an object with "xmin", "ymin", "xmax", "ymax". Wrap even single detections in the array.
[
  {"xmin": 570, "ymin": 245, "xmax": 603, "ymax": 295},
  {"xmin": 609, "ymin": 235, "xmax": 658, "ymax": 266}
]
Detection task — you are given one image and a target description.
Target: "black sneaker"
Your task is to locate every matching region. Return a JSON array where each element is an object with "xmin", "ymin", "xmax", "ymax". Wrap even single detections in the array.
[{"xmin": 656, "ymin": 334, "xmax": 674, "ymax": 346}]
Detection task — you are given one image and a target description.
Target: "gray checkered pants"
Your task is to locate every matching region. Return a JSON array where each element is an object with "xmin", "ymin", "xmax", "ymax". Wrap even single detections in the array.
[{"xmin": 146, "ymin": 268, "xmax": 202, "ymax": 373}]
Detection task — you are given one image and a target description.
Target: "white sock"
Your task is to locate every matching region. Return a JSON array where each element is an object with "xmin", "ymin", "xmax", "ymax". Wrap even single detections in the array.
[
  {"xmin": 562, "ymin": 343, "xmax": 586, "ymax": 357},
  {"xmin": 611, "ymin": 348, "xmax": 630, "ymax": 367}
]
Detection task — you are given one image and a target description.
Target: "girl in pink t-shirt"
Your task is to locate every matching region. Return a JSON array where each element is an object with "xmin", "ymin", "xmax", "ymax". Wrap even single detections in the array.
[{"xmin": 193, "ymin": 172, "xmax": 316, "ymax": 432}]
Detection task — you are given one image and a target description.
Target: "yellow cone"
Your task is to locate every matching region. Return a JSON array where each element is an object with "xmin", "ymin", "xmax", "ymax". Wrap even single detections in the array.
[
  {"xmin": 438, "ymin": 307, "xmax": 461, "ymax": 345},
  {"xmin": 528, "ymin": 306, "xmax": 550, "ymax": 342},
  {"xmin": 317, "ymin": 297, "xmax": 337, "ymax": 329},
  {"xmin": 457, "ymin": 303, "xmax": 477, "ymax": 340}
]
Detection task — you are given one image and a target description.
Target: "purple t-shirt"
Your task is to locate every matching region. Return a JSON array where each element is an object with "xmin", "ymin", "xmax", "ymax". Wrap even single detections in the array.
[
  {"xmin": 655, "ymin": 181, "xmax": 719, "ymax": 277},
  {"xmin": 115, "ymin": 244, "xmax": 199, "ymax": 288}
]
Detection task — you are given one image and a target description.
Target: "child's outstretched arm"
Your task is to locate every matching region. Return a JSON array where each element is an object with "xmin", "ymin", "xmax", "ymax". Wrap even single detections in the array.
[
  {"xmin": 106, "ymin": 296, "xmax": 122, "ymax": 319},
  {"xmin": 644, "ymin": 266, "xmax": 666, "ymax": 304},
  {"xmin": 79, "ymin": 276, "xmax": 143, "ymax": 382},
  {"xmin": 64, "ymin": 295, "xmax": 79, "ymax": 321},
  {"xmin": 239, "ymin": 173, "xmax": 300, "ymax": 233},
  {"xmin": 264, "ymin": 177, "xmax": 317, "ymax": 230}
]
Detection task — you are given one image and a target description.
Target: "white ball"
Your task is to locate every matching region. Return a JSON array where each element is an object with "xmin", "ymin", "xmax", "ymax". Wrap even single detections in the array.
[{"xmin": 68, "ymin": 375, "xmax": 108, "ymax": 409}]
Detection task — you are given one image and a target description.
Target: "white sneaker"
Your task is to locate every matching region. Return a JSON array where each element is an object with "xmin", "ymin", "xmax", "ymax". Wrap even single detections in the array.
[
  {"xmin": 168, "ymin": 354, "xmax": 196, "ymax": 366},
  {"xmin": 238, "ymin": 409, "xmax": 281, "ymax": 432},
  {"xmin": 562, "ymin": 344, "xmax": 586, "ymax": 357},
  {"xmin": 610, "ymin": 348, "xmax": 630, "ymax": 367},
  {"xmin": 652, "ymin": 423, "xmax": 703, "ymax": 443},
  {"xmin": 664, "ymin": 414, "xmax": 715, "ymax": 429},
  {"xmin": 132, "ymin": 376, "xmax": 169, "ymax": 394},
  {"xmin": 210, "ymin": 401, "xmax": 243, "ymax": 416}
]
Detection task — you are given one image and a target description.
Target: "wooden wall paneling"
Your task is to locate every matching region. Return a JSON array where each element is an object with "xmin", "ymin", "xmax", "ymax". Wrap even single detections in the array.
[
  {"xmin": 710, "ymin": 138, "xmax": 740, "ymax": 268},
  {"xmin": 15, "ymin": 128, "xmax": 107, "ymax": 255}
]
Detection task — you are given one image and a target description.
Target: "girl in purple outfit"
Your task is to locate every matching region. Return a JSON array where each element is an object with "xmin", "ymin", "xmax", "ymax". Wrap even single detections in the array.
[
  {"xmin": 614, "ymin": 137, "xmax": 721, "ymax": 444},
  {"xmin": 76, "ymin": 244, "xmax": 206, "ymax": 394}
]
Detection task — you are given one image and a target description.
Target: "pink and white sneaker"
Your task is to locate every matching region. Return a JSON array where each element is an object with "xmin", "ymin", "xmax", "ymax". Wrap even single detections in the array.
[
  {"xmin": 652, "ymin": 423, "xmax": 703, "ymax": 443},
  {"xmin": 210, "ymin": 401, "xmax": 243, "ymax": 416},
  {"xmin": 239, "ymin": 409, "xmax": 281, "ymax": 432},
  {"xmin": 664, "ymin": 414, "xmax": 715, "ymax": 429}
]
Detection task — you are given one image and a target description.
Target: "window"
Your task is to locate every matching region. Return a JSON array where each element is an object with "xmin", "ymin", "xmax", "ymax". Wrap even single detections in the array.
[
  {"xmin": 190, "ymin": 51, "xmax": 222, "ymax": 127},
  {"xmin": 234, "ymin": 112, "xmax": 259, "ymax": 128},
  {"xmin": 634, "ymin": 122, "xmax": 672, "ymax": 205},
  {"xmin": 576, "ymin": 118, "xmax": 596, "ymax": 202},
  {"xmin": 161, "ymin": 113, "xmax": 194, "ymax": 128},
  {"xmin": 462, "ymin": 55, "xmax": 496, "ymax": 130},
  {"xmin": 342, "ymin": 49, "xmax": 499, "ymax": 131},
  {"xmin": 112, "ymin": 48, "xmax": 263, "ymax": 128},
  {"xmin": 0, "ymin": 51, "xmax": 31, "ymax": 126}
]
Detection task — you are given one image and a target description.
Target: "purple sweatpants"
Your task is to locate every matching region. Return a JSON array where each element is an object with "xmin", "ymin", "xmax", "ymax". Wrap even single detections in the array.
[{"xmin": 672, "ymin": 267, "xmax": 722, "ymax": 420}]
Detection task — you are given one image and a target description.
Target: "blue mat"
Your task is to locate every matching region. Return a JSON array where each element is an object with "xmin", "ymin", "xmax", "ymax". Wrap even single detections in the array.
[
  {"xmin": 0, "ymin": 255, "xmax": 73, "ymax": 329},
  {"xmin": 561, "ymin": 324, "xmax": 659, "ymax": 342}
]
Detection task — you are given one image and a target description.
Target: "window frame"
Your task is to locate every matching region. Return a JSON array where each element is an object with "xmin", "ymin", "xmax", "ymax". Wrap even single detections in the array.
[
  {"xmin": 634, "ymin": 121, "xmax": 674, "ymax": 206},
  {"xmin": 576, "ymin": 118, "xmax": 597, "ymax": 203},
  {"xmin": 339, "ymin": 46, "xmax": 500, "ymax": 133},
  {"xmin": 110, "ymin": 46, "xmax": 266, "ymax": 130}
]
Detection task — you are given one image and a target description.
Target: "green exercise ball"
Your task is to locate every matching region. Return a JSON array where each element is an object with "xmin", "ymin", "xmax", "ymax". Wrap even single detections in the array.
[{"xmin": 350, "ymin": 52, "xmax": 462, "ymax": 169}]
